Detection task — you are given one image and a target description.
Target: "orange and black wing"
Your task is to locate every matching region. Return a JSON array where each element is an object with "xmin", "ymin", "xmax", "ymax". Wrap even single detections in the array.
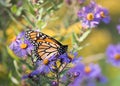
[
  {"xmin": 25, "ymin": 29, "xmax": 68, "ymax": 60},
  {"xmin": 33, "ymin": 42, "xmax": 59, "ymax": 60}
]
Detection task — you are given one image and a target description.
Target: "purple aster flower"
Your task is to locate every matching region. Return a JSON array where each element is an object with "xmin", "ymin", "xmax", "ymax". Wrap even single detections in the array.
[
  {"xmin": 95, "ymin": 74, "xmax": 107, "ymax": 83},
  {"xmin": 9, "ymin": 36, "xmax": 20, "ymax": 51},
  {"xmin": 83, "ymin": 63, "xmax": 101, "ymax": 78},
  {"xmin": 9, "ymin": 32, "xmax": 24, "ymax": 50},
  {"xmin": 78, "ymin": 1, "xmax": 110, "ymax": 29},
  {"xmin": 70, "ymin": 54, "xmax": 82, "ymax": 64},
  {"xmin": 22, "ymin": 59, "xmax": 54, "ymax": 79},
  {"xmin": 22, "ymin": 52, "xmax": 82, "ymax": 80},
  {"xmin": 116, "ymin": 24, "xmax": 120, "ymax": 34},
  {"xmin": 83, "ymin": 63, "xmax": 107, "ymax": 86},
  {"xmin": 59, "ymin": 52, "xmax": 82, "ymax": 64},
  {"xmin": 86, "ymin": 79, "xmax": 96, "ymax": 86},
  {"xmin": 59, "ymin": 53, "xmax": 71, "ymax": 63},
  {"xmin": 31, "ymin": 60, "xmax": 50, "ymax": 74},
  {"xmin": 61, "ymin": 63, "xmax": 84, "ymax": 86},
  {"xmin": 22, "ymin": 54, "xmax": 63, "ymax": 80},
  {"xmin": 95, "ymin": 6, "xmax": 110, "ymax": 24},
  {"xmin": 78, "ymin": 1, "xmax": 100, "ymax": 28},
  {"xmin": 57, "ymin": 52, "xmax": 82, "ymax": 73},
  {"xmin": 106, "ymin": 44, "xmax": 120, "ymax": 67},
  {"xmin": 85, "ymin": 74, "xmax": 107, "ymax": 86},
  {"xmin": 9, "ymin": 32, "xmax": 33, "ymax": 58}
]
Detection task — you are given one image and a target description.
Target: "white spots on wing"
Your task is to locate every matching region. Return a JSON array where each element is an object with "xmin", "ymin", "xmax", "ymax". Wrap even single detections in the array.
[
  {"xmin": 37, "ymin": 33, "xmax": 40, "ymax": 38},
  {"xmin": 33, "ymin": 37, "xmax": 37, "ymax": 40}
]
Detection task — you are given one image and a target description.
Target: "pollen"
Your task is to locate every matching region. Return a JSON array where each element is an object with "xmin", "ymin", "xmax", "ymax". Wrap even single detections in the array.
[
  {"xmin": 114, "ymin": 54, "xmax": 120, "ymax": 60},
  {"xmin": 43, "ymin": 59, "xmax": 49, "ymax": 65},
  {"xmin": 87, "ymin": 13, "xmax": 94, "ymax": 21},
  {"xmin": 20, "ymin": 43, "xmax": 28, "ymax": 49},
  {"xmin": 100, "ymin": 11, "xmax": 106, "ymax": 18},
  {"xmin": 84, "ymin": 66, "xmax": 91, "ymax": 73}
]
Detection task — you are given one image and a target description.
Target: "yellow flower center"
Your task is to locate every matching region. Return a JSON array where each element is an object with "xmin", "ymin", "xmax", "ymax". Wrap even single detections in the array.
[
  {"xmin": 114, "ymin": 54, "xmax": 120, "ymax": 60},
  {"xmin": 56, "ymin": 60, "xmax": 61, "ymax": 68},
  {"xmin": 87, "ymin": 13, "xmax": 94, "ymax": 21},
  {"xmin": 25, "ymin": 70, "xmax": 31, "ymax": 74},
  {"xmin": 68, "ymin": 53, "xmax": 74, "ymax": 60},
  {"xmin": 84, "ymin": 66, "xmax": 91, "ymax": 73},
  {"xmin": 100, "ymin": 11, "xmax": 106, "ymax": 18},
  {"xmin": 20, "ymin": 43, "xmax": 28, "ymax": 49},
  {"xmin": 43, "ymin": 59, "xmax": 49, "ymax": 65},
  {"xmin": 12, "ymin": 36, "xmax": 16, "ymax": 42}
]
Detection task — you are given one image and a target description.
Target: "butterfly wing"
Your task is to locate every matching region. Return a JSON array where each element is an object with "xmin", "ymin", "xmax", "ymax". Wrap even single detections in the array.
[
  {"xmin": 34, "ymin": 42, "xmax": 59, "ymax": 60},
  {"xmin": 25, "ymin": 29, "xmax": 68, "ymax": 60},
  {"xmin": 25, "ymin": 30, "xmax": 62, "ymax": 46}
]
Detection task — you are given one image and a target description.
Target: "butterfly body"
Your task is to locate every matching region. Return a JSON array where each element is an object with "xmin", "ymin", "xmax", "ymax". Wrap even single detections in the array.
[{"xmin": 25, "ymin": 29, "xmax": 68, "ymax": 60}]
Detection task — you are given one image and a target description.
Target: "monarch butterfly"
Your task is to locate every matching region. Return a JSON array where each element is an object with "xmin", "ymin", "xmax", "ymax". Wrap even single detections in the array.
[{"xmin": 25, "ymin": 29, "xmax": 68, "ymax": 60}]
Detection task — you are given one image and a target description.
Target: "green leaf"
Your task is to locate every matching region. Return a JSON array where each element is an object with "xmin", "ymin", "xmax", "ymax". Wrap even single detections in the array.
[
  {"xmin": 11, "ymin": 5, "xmax": 17, "ymax": 14},
  {"xmin": 36, "ymin": 20, "xmax": 47, "ymax": 29},
  {"xmin": 72, "ymin": 32, "xmax": 78, "ymax": 45},
  {"xmin": 71, "ymin": 32, "xmax": 79, "ymax": 52},
  {"xmin": 27, "ymin": 0, "xmax": 35, "ymax": 15},
  {"xmin": 74, "ymin": 43, "xmax": 90, "ymax": 52},
  {"xmin": 13, "ymin": 60, "xmax": 21, "ymax": 77},
  {"xmin": 16, "ymin": 7, "xmax": 23, "ymax": 16},
  {"xmin": 11, "ymin": 5, "xmax": 23, "ymax": 16},
  {"xmin": 22, "ymin": 14, "xmax": 36, "ymax": 28},
  {"xmin": 11, "ymin": 77, "xmax": 19, "ymax": 85},
  {"xmin": 38, "ymin": 8, "xmax": 44, "ymax": 20},
  {"xmin": 9, "ymin": 72, "xmax": 19, "ymax": 85},
  {"xmin": 78, "ymin": 29, "xmax": 91, "ymax": 42},
  {"xmin": 7, "ymin": 46, "xmax": 19, "ymax": 61}
]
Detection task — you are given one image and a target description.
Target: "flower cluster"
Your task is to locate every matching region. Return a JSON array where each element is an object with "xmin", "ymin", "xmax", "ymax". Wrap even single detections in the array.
[
  {"xmin": 20, "ymin": 49, "xmax": 106, "ymax": 86},
  {"xmin": 9, "ymin": 32, "xmax": 33, "ymax": 58},
  {"xmin": 9, "ymin": 30, "xmax": 108, "ymax": 86},
  {"xmin": 22, "ymin": 52, "xmax": 81, "ymax": 79},
  {"xmin": 78, "ymin": 1, "xmax": 110, "ymax": 29},
  {"xmin": 62, "ymin": 62, "xmax": 107, "ymax": 86}
]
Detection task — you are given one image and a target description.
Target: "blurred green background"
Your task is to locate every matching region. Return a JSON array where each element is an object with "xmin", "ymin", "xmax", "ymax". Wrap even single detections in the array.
[{"xmin": 0, "ymin": 0, "xmax": 120, "ymax": 86}]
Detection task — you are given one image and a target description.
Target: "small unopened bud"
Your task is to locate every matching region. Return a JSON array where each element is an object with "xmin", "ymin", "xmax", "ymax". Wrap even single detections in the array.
[
  {"xmin": 73, "ymin": 72, "xmax": 80, "ymax": 77},
  {"xmin": 51, "ymin": 81, "xmax": 58, "ymax": 86}
]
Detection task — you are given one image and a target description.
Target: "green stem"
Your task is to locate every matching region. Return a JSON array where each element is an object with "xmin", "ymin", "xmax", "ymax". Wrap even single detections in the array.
[{"xmin": 56, "ymin": 72, "xmax": 59, "ymax": 86}]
